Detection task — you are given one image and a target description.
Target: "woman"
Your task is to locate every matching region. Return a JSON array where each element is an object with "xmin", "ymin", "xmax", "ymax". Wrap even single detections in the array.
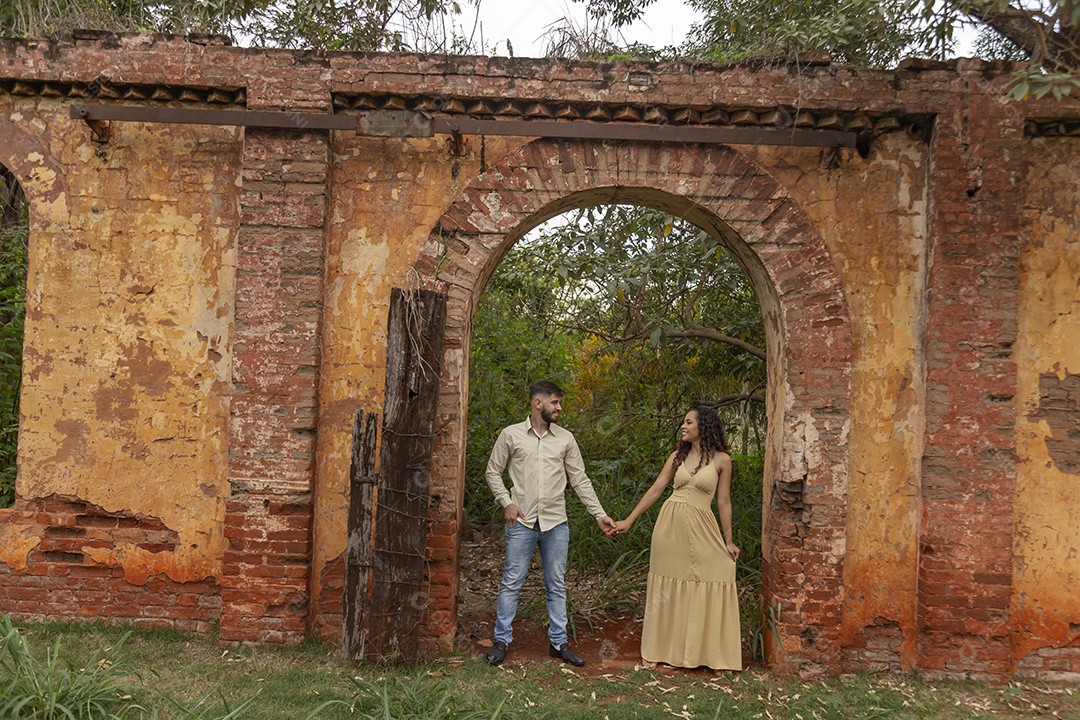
[{"xmin": 611, "ymin": 407, "xmax": 742, "ymax": 671}]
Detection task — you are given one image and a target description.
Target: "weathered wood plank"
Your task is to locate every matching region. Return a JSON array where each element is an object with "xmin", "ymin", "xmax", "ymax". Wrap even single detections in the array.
[
  {"xmin": 366, "ymin": 287, "xmax": 447, "ymax": 663},
  {"xmin": 342, "ymin": 409, "xmax": 378, "ymax": 659}
]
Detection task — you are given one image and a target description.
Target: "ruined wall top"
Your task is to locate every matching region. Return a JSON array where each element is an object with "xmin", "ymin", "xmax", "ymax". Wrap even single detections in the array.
[{"xmin": 3, "ymin": 32, "xmax": 1075, "ymax": 124}]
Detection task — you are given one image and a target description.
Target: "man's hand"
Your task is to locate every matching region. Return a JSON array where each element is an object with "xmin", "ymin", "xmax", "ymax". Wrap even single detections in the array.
[
  {"xmin": 597, "ymin": 516, "xmax": 616, "ymax": 535},
  {"xmin": 504, "ymin": 503, "xmax": 525, "ymax": 526}
]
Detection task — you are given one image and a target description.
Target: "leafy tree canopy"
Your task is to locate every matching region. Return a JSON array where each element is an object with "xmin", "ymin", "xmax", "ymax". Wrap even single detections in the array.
[
  {"xmin": 579, "ymin": 0, "xmax": 1080, "ymax": 96},
  {"xmin": 528, "ymin": 205, "xmax": 766, "ymax": 366},
  {"xmin": 0, "ymin": 0, "xmax": 473, "ymax": 52}
]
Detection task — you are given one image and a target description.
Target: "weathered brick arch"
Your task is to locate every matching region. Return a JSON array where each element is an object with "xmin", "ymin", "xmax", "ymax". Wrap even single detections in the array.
[
  {"xmin": 414, "ymin": 138, "xmax": 852, "ymax": 674},
  {"xmin": 0, "ymin": 120, "xmax": 67, "ymax": 490},
  {"xmin": 0, "ymin": 120, "xmax": 67, "ymax": 226}
]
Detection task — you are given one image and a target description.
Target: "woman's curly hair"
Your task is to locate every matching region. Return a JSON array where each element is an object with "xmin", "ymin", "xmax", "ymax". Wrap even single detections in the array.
[{"xmin": 673, "ymin": 406, "xmax": 729, "ymax": 473}]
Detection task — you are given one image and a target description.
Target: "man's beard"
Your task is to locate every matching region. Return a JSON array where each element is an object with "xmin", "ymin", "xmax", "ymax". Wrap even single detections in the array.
[{"xmin": 541, "ymin": 407, "xmax": 558, "ymax": 424}]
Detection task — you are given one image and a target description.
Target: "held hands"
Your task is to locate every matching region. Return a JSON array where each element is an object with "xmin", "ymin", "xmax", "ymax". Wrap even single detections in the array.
[
  {"xmin": 597, "ymin": 516, "xmax": 616, "ymax": 535},
  {"xmin": 504, "ymin": 503, "xmax": 525, "ymax": 526},
  {"xmin": 605, "ymin": 519, "xmax": 632, "ymax": 537}
]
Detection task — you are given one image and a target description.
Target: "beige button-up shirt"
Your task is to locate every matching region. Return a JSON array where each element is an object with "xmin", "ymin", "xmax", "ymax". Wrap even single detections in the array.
[{"xmin": 485, "ymin": 419, "xmax": 607, "ymax": 531}]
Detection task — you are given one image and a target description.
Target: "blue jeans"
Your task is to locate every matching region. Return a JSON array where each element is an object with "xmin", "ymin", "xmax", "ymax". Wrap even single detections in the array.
[{"xmin": 493, "ymin": 520, "xmax": 569, "ymax": 647}]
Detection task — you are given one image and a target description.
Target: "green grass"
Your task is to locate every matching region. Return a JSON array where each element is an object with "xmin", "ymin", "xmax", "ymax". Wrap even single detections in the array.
[
  {"xmin": 0, "ymin": 617, "xmax": 143, "ymax": 719},
  {"xmin": 4, "ymin": 619, "xmax": 1077, "ymax": 720}
]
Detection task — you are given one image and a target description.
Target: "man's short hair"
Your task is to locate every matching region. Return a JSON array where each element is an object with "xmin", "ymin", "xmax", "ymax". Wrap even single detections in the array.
[{"xmin": 529, "ymin": 380, "xmax": 564, "ymax": 399}]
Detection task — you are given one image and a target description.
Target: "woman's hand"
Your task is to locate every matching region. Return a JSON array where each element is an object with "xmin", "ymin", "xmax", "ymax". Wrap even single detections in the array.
[
  {"xmin": 726, "ymin": 541, "xmax": 740, "ymax": 562},
  {"xmin": 609, "ymin": 519, "xmax": 633, "ymax": 536}
]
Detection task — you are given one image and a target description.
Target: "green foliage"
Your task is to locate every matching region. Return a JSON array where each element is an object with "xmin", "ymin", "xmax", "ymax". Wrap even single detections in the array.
[
  {"xmin": 961, "ymin": 1, "xmax": 1080, "ymax": 97},
  {"xmin": 0, "ymin": 170, "xmax": 27, "ymax": 509},
  {"xmin": 0, "ymin": 0, "xmax": 473, "ymax": 53},
  {"xmin": 579, "ymin": 0, "xmax": 1078, "ymax": 94},
  {"xmin": 466, "ymin": 206, "xmax": 767, "ymax": 640},
  {"xmin": 684, "ymin": 0, "xmax": 948, "ymax": 66},
  {"xmin": 528, "ymin": 205, "xmax": 766, "ymax": 385},
  {"xmin": 576, "ymin": 0, "xmax": 659, "ymax": 28},
  {"xmin": 240, "ymin": 0, "xmax": 459, "ymax": 52},
  {"xmin": 0, "ymin": 0, "xmax": 257, "ymax": 38},
  {"xmin": 746, "ymin": 600, "xmax": 783, "ymax": 663},
  {"xmin": 0, "ymin": 617, "xmax": 145, "ymax": 720},
  {"xmin": 580, "ymin": 0, "xmax": 953, "ymax": 65},
  {"xmin": 1009, "ymin": 68, "xmax": 1080, "ymax": 99},
  {"xmin": 729, "ymin": 451, "xmax": 764, "ymax": 587}
]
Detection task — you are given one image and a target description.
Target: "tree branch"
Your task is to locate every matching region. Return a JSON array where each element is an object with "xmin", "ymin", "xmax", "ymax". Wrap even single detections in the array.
[
  {"xmin": 553, "ymin": 316, "xmax": 767, "ymax": 361},
  {"xmin": 965, "ymin": 2, "xmax": 1079, "ymax": 73},
  {"xmin": 701, "ymin": 393, "xmax": 766, "ymax": 407},
  {"xmin": 664, "ymin": 324, "xmax": 767, "ymax": 361}
]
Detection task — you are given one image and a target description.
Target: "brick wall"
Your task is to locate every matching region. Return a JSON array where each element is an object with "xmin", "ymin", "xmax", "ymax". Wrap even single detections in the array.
[
  {"xmin": 220, "ymin": 495, "xmax": 312, "ymax": 642},
  {"xmin": 0, "ymin": 498, "xmax": 220, "ymax": 631},
  {"xmin": 0, "ymin": 36, "xmax": 1078, "ymax": 681},
  {"xmin": 1017, "ymin": 646, "xmax": 1080, "ymax": 683}
]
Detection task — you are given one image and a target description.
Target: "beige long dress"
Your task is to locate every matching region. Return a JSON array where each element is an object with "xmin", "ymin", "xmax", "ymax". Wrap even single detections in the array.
[{"xmin": 640, "ymin": 462, "xmax": 742, "ymax": 670}]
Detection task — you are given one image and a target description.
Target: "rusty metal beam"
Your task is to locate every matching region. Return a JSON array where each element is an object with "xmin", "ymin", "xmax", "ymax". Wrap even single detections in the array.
[
  {"xmin": 425, "ymin": 115, "xmax": 857, "ymax": 148},
  {"xmin": 70, "ymin": 103, "xmax": 858, "ymax": 148},
  {"xmin": 71, "ymin": 103, "xmax": 354, "ymax": 130}
]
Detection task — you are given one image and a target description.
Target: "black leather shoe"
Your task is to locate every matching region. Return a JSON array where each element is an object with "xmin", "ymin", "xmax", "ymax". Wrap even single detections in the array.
[
  {"xmin": 485, "ymin": 640, "xmax": 508, "ymax": 665},
  {"xmin": 549, "ymin": 642, "xmax": 585, "ymax": 667}
]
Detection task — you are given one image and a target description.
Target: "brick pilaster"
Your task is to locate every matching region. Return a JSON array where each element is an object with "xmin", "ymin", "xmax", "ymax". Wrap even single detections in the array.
[
  {"xmin": 220, "ymin": 128, "xmax": 327, "ymax": 642},
  {"xmin": 917, "ymin": 76, "xmax": 1024, "ymax": 682}
]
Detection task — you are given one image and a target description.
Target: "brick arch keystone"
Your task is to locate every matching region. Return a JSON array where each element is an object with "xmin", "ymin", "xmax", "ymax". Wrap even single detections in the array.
[{"xmin": 413, "ymin": 138, "xmax": 852, "ymax": 675}]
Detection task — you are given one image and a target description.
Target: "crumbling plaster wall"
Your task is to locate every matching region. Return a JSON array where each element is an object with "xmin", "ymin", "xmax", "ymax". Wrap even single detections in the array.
[
  {"xmin": 311, "ymin": 132, "xmax": 527, "ymax": 628},
  {"xmin": 1013, "ymin": 137, "xmax": 1080, "ymax": 681},
  {"xmin": 0, "ymin": 95, "xmax": 238, "ymax": 586},
  {"xmin": 744, "ymin": 134, "xmax": 929, "ymax": 672}
]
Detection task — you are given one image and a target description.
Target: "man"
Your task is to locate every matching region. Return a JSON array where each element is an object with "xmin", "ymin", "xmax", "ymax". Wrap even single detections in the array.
[{"xmin": 483, "ymin": 380, "xmax": 616, "ymax": 667}]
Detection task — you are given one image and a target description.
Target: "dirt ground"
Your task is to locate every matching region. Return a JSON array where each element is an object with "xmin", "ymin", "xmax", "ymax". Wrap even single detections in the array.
[{"xmin": 453, "ymin": 524, "xmax": 751, "ymax": 677}]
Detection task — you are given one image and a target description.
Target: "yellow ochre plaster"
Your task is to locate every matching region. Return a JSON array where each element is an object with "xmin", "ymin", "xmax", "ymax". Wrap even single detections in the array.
[
  {"xmin": 3, "ymin": 104, "xmax": 240, "ymax": 583},
  {"xmin": 1013, "ymin": 138, "xmax": 1080, "ymax": 654}
]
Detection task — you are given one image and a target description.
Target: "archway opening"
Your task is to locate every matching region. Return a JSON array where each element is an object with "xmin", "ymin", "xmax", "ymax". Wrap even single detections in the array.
[
  {"xmin": 420, "ymin": 138, "xmax": 852, "ymax": 672},
  {"xmin": 457, "ymin": 197, "xmax": 772, "ymax": 667},
  {"xmin": 0, "ymin": 164, "xmax": 28, "ymax": 509}
]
